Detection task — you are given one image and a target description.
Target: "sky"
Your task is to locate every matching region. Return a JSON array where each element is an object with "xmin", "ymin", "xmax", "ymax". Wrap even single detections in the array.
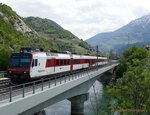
[{"xmin": 1, "ymin": 0, "xmax": 150, "ymax": 40}]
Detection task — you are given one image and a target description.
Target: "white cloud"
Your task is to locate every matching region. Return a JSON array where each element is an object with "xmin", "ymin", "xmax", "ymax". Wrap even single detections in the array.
[{"xmin": 1, "ymin": 0, "xmax": 150, "ymax": 40}]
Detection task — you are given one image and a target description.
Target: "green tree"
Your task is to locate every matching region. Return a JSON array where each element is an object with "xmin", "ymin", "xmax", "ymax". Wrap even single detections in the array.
[
  {"xmin": 107, "ymin": 46, "xmax": 150, "ymax": 114},
  {"xmin": 114, "ymin": 46, "xmax": 149, "ymax": 79},
  {"xmin": 0, "ymin": 44, "xmax": 11, "ymax": 70}
]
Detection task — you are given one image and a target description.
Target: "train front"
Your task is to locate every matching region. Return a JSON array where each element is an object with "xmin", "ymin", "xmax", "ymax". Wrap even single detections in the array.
[{"xmin": 8, "ymin": 53, "xmax": 32, "ymax": 82}]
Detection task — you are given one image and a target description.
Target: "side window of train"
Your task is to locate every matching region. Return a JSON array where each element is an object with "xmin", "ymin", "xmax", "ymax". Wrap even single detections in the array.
[
  {"xmin": 60, "ymin": 60, "xmax": 63, "ymax": 65},
  {"xmin": 35, "ymin": 59, "xmax": 38, "ymax": 66},
  {"xmin": 56, "ymin": 60, "xmax": 59, "ymax": 66},
  {"xmin": 64, "ymin": 60, "xmax": 66, "ymax": 65},
  {"xmin": 48, "ymin": 59, "xmax": 50, "ymax": 67}
]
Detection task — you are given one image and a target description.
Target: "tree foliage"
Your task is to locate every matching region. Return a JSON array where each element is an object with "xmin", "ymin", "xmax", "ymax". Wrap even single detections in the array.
[
  {"xmin": 107, "ymin": 46, "xmax": 150, "ymax": 114},
  {"xmin": 114, "ymin": 46, "xmax": 149, "ymax": 79},
  {"xmin": 0, "ymin": 44, "xmax": 11, "ymax": 70}
]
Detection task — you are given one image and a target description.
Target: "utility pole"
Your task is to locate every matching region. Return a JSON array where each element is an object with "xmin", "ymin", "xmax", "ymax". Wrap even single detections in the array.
[{"xmin": 96, "ymin": 45, "xmax": 98, "ymax": 69}]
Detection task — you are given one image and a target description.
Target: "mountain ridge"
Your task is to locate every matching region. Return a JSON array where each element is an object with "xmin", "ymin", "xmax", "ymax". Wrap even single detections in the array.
[
  {"xmin": 86, "ymin": 14, "xmax": 150, "ymax": 53},
  {"xmin": 0, "ymin": 3, "xmax": 93, "ymax": 69}
]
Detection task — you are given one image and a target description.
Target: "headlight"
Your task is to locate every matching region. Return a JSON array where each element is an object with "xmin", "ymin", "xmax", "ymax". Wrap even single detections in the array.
[{"xmin": 24, "ymin": 72, "xmax": 26, "ymax": 74}]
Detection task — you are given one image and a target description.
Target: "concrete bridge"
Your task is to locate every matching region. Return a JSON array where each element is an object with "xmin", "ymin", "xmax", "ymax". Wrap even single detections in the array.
[{"xmin": 0, "ymin": 63, "xmax": 119, "ymax": 115}]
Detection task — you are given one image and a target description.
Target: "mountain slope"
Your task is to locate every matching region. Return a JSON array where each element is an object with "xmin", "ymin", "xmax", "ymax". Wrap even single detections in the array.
[
  {"xmin": 86, "ymin": 14, "xmax": 150, "ymax": 53},
  {"xmin": 24, "ymin": 17, "xmax": 78, "ymax": 40},
  {"xmin": 0, "ymin": 3, "xmax": 91, "ymax": 52},
  {"xmin": 23, "ymin": 17, "xmax": 92, "ymax": 52},
  {"xmin": 0, "ymin": 4, "xmax": 93, "ymax": 69}
]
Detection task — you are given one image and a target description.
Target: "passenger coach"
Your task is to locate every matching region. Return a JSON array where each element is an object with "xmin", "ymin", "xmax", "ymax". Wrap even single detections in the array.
[{"xmin": 8, "ymin": 47, "xmax": 108, "ymax": 82}]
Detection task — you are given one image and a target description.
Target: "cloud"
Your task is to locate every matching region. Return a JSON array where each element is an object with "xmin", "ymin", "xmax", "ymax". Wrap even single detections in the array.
[{"xmin": 1, "ymin": 0, "xmax": 150, "ymax": 40}]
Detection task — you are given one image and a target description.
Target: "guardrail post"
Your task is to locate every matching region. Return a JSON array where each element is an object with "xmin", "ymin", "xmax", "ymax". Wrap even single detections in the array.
[
  {"xmin": 60, "ymin": 76, "xmax": 62, "ymax": 84},
  {"xmin": 55, "ymin": 76, "xmax": 56, "ymax": 86},
  {"xmin": 69, "ymin": 73, "xmax": 70, "ymax": 81},
  {"xmin": 65, "ymin": 74, "xmax": 66, "ymax": 82},
  {"xmin": 42, "ymin": 78, "xmax": 44, "ymax": 91},
  {"xmin": 23, "ymin": 84, "xmax": 25, "ymax": 97},
  {"xmin": 76, "ymin": 72, "xmax": 77, "ymax": 78},
  {"xmin": 49, "ymin": 78, "xmax": 51, "ymax": 88},
  {"xmin": 9, "ymin": 87, "xmax": 12, "ymax": 102},
  {"xmin": 33, "ymin": 82, "xmax": 35, "ymax": 94}
]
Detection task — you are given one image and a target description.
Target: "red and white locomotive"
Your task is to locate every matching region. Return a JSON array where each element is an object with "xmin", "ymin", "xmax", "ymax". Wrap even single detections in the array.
[{"xmin": 8, "ymin": 47, "xmax": 108, "ymax": 82}]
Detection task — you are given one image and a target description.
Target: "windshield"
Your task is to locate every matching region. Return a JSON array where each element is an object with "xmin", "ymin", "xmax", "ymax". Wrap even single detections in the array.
[{"xmin": 10, "ymin": 53, "xmax": 31, "ymax": 68}]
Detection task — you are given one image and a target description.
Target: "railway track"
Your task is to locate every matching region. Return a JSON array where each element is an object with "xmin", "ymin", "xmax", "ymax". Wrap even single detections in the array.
[
  {"xmin": 0, "ymin": 71, "xmax": 7, "ymax": 77},
  {"xmin": 0, "ymin": 71, "xmax": 11, "ymax": 87}
]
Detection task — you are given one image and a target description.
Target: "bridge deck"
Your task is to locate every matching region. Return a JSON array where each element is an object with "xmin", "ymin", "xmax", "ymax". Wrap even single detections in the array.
[{"xmin": 0, "ymin": 63, "xmax": 118, "ymax": 115}]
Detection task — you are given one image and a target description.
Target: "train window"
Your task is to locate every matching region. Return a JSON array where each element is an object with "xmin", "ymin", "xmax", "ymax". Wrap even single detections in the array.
[
  {"xmin": 60, "ymin": 60, "xmax": 64, "ymax": 65},
  {"xmin": 64, "ymin": 60, "xmax": 67, "ymax": 65},
  {"xmin": 32, "ymin": 59, "xmax": 38, "ymax": 67},
  {"xmin": 35, "ymin": 59, "xmax": 38, "ymax": 66},
  {"xmin": 10, "ymin": 55, "xmax": 20, "ymax": 67},
  {"xmin": 74, "ymin": 60, "xmax": 77, "ymax": 64},
  {"xmin": 75, "ymin": 59, "xmax": 78, "ymax": 64},
  {"xmin": 48, "ymin": 59, "xmax": 51, "ymax": 67},
  {"xmin": 85, "ymin": 59, "xmax": 88, "ymax": 63},
  {"xmin": 56, "ymin": 60, "xmax": 59, "ymax": 66},
  {"xmin": 75, "ymin": 59, "xmax": 77, "ymax": 64},
  {"xmin": 68, "ymin": 60, "xmax": 70, "ymax": 65},
  {"xmin": 78, "ymin": 59, "xmax": 80, "ymax": 64}
]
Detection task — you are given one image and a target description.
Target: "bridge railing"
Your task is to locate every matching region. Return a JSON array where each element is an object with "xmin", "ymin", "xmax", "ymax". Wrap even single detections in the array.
[
  {"xmin": 0, "ymin": 68, "xmax": 95, "ymax": 102},
  {"xmin": 0, "ymin": 63, "xmax": 118, "ymax": 103}
]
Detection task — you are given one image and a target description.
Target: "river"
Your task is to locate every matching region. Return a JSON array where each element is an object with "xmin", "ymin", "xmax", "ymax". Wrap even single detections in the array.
[{"xmin": 44, "ymin": 80, "xmax": 104, "ymax": 115}]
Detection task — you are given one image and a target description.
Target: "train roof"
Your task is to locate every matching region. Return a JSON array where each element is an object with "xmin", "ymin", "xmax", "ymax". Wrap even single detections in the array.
[{"xmin": 12, "ymin": 51, "xmax": 107, "ymax": 59}]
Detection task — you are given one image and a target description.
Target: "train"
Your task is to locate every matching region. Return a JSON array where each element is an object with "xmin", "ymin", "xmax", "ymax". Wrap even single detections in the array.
[{"xmin": 8, "ymin": 47, "xmax": 108, "ymax": 82}]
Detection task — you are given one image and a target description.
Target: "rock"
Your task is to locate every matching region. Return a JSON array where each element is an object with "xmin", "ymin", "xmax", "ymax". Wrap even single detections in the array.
[
  {"xmin": 14, "ymin": 17, "xmax": 32, "ymax": 34},
  {"xmin": 0, "ymin": 12, "xmax": 3, "ymax": 17}
]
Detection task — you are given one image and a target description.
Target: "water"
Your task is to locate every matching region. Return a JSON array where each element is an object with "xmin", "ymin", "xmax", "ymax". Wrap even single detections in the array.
[{"xmin": 44, "ymin": 80, "xmax": 103, "ymax": 115}]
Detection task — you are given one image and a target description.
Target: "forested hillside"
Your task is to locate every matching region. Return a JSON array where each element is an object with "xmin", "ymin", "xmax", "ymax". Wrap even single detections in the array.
[{"xmin": 0, "ymin": 4, "xmax": 93, "ymax": 69}]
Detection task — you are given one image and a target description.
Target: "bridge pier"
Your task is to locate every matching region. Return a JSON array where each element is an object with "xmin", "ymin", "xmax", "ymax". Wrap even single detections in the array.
[
  {"xmin": 68, "ymin": 93, "xmax": 89, "ymax": 115},
  {"xmin": 33, "ymin": 110, "xmax": 46, "ymax": 115}
]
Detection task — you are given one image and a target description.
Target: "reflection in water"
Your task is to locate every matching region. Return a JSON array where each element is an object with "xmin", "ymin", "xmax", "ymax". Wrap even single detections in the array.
[
  {"xmin": 85, "ymin": 81, "xmax": 103, "ymax": 115},
  {"xmin": 44, "ymin": 81, "xmax": 103, "ymax": 115},
  {"xmin": 45, "ymin": 100, "xmax": 71, "ymax": 115}
]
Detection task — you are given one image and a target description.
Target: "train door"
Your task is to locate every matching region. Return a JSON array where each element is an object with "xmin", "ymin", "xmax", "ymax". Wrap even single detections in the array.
[
  {"xmin": 88, "ymin": 59, "xmax": 90, "ymax": 69},
  {"xmin": 53, "ymin": 58, "xmax": 56, "ymax": 73},
  {"xmin": 70, "ymin": 58, "xmax": 73, "ymax": 74},
  {"xmin": 31, "ymin": 58, "xmax": 39, "ymax": 77},
  {"xmin": 81, "ymin": 59, "xmax": 84, "ymax": 69}
]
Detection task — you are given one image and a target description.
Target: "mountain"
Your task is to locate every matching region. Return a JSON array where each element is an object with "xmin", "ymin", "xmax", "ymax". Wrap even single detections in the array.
[
  {"xmin": 0, "ymin": 3, "xmax": 92, "ymax": 52},
  {"xmin": 0, "ymin": 4, "xmax": 93, "ymax": 69},
  {"xmin": 86, "ymin": 14, "xmax": 150, "ymax": 53},
  {"xmin": 24, "ymin": 17, "xmax": 78, "ymax": 39},
  {"xmin": 23, "ymin": 17, "xmax": 92, "ymax": 52}
]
